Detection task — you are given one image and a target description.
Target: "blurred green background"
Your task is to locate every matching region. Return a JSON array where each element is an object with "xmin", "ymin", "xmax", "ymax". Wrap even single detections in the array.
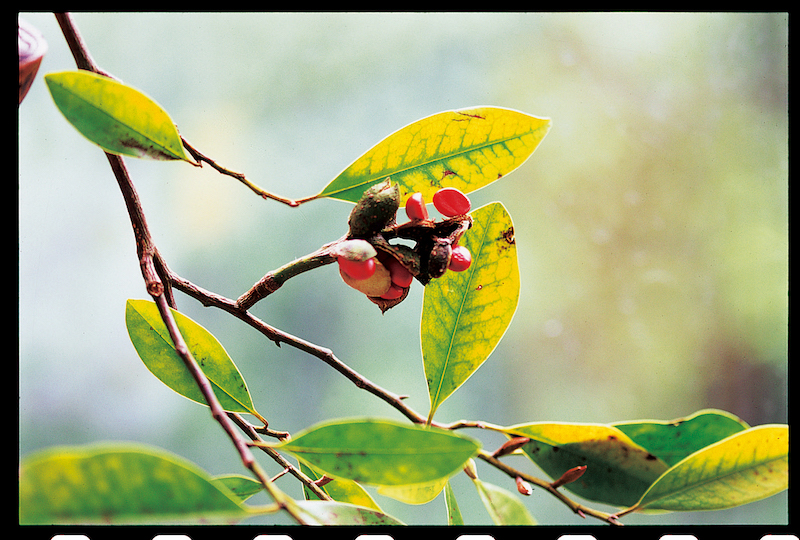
[{"xmin": 19, "ymin": 12, "xmax": 787, "ymax": 525}]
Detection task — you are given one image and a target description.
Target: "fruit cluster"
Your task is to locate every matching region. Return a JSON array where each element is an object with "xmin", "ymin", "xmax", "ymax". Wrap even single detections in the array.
[{"xmin": 336, "ymin": 179, "xmax": 474, "ymax": 311}]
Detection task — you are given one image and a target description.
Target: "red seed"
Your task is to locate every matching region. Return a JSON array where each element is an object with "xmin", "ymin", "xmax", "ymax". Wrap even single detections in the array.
[
  {"xmin": 432, "ymin": 187, "xmax": 471, "ymax": 217},
  {"xmin": 384, "ymin": 256, "xmax": 413, "ymax": 287},
  {"xmin": 405, "ymin": 192, "xmax": 429, "ymax": 221},
  {"xmin": 448, "ymin": 245, "xmax": 472, "ymax": 272},
  {"xmin": 337, "ymin": 257, "xmax": 376, "ymax": 280},
  {"xmin": 380, "ymin": 284, "xmax": 404, "ymax": 300}
]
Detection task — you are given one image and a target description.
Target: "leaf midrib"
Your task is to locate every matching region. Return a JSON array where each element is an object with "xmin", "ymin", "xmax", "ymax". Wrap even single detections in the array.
[{"xmin": 429, "ymin": 207, "xmax": 494, "ymax": 415}]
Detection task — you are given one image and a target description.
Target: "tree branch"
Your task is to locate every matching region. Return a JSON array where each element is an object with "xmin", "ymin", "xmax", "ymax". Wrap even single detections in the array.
[
  {"xmin": 55, "ymin": 12, "xmax": 310, "ymax": 525},
  {"xmin": 54, "ymin": 11, "xmax": 631, "ymax": 526}
]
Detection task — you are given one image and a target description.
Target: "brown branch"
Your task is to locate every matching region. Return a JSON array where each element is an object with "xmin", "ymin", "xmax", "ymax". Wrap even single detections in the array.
[
  {"xmin": 55, "ymin": 12, "xmax": 310, "ymax": 524},
  {"xmin": 477, "ymin": 450, "xmax": 623, "ymax": 526},
  {"xmin": 229, "ymin": 413, "xmax": 332, "ymax": 502},
  {"xmin": 54, "ymin": 12, "xmax": 628, "ymax": 526},
  {"xmin": 165, "ymin": 268, "xmax": 427, "ymax": 425}
]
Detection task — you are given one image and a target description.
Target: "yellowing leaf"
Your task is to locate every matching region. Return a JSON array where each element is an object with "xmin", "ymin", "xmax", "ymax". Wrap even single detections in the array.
[
  {"xmin": 377, "ymin": 476, "xmax": 449, "ymax": 505},
  {"xmin": 422, "ymin": 202, "xmax": 519, "ymax": 422},
  {"xmin": 19, "ymin": 443, "xmax": 248, "ymax": 524},
  {"xmin": 45, "ymin": 70, "xmax": 192, "ymax": 162},
  {"xmin": 504, "ymin": 422, "xmax": 670, "ymax": 507},
  {"xmin": 317, "ymin": 106, "xmax": 550, "ymax": 203},
  {"xmin": 300, "ymin": 461, "xmax": 383, "ymax": 512},
  {"xmin": 633, "ymin": 424, "xmax": 788, "ymax": 512}
]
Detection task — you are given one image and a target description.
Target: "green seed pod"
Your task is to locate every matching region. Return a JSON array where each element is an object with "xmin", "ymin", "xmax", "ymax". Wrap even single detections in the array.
[{"xmin": 348, "ymin": 179, "xmax": 400, "ymax": 239}]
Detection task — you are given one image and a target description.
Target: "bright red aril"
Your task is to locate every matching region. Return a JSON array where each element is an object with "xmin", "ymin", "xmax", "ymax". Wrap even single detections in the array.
[
  {"xmin": 432, "ymin": 187, "xmax": 471, "ymax": 217},
  {"xmin": 448, "ymin": 245, "xmax": 472, "ymax": 272},
  {"xmin": 337, "ymin": 257, "xmax": 376, "ymax": 280},
  {"xmin": 382, "ymin": 254, "xmax": 413, "ymax": 287},
  {"xmin": 405, "ymin": 192, "xmax": 429, "ymax": 221},
  {"xmin": 380, "ymin": 284, "xmax": 404, "ymax": 300}
]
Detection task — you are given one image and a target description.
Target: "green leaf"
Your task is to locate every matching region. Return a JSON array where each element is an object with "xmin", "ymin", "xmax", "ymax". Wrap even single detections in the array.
[
  {"xmin": 299, "ymin": 461, "xmax": 383, "ymax": 512},
  {"xmin": 274, "ymin": 418, "xmax": 480, "ymax": 487},
  {"xmin": 125, "ymin": 299, "xmax": 259, "ymax": 417},
  {"xmin": 211, "ymin": 474, "xmax": 264, "ymax": 503},
  {"xmin": 612, "ymin": 409, "xmax": 750, "ymax": 467},
  {"xmin": 421, "ymin": 202, "xmax": 519, "ymax": 422},
  {"xmin": 473, "ymin": 479, "xmax": 537, "ymax": 525},
  {"xmin": 444, "ymin": 481, "xmax": 464, "ymax": 525},
  {"xmin": 294, "ymin": 501, "xmax": 405, "ymax": 525},
  {"xmin": 505, "ymin": 422, "xmax": 670, "ymax": 507},
  {"xmin": 19, "ymin": 443, "xmax": 248, "ymax": 524},
  {"xmin": 632, "ymin": 424, "xmax": 788, "ymax": 512},
  {"xmin": 317, "ymin": 106, "xmax": 550, "ymax": 203},
  {"xmin": 45, "ymin": 70, "xmax": 192, "ymax": 162},
  {"xmin": 377, "ymin": 476, "xmax": 449, "ymax": 505}
]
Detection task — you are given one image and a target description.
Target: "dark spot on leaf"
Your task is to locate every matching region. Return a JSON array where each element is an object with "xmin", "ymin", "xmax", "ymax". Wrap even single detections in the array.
[
  {"xmin": 645, "ymin": 453, "xmax": 658, "ymax": 461},
  {"xmin": 501, "ymin": 227, "xmax": 515, "ymax": 245},
  {"xmin": 552, "ymin": 446, "xmax": 559, "ymax": 453},
  {"xmin": 118, "ymin": 136, "xmax": 178, "ymax": 161},
  {"xmin": 456, "ymin": 112, "xmax": 486, "ymax": 120}
]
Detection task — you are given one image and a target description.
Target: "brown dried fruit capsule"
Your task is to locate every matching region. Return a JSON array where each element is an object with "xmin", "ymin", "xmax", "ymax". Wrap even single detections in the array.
[{"xmin": 427, "ymin": 243, "xmax": 452, "ymax": 279}]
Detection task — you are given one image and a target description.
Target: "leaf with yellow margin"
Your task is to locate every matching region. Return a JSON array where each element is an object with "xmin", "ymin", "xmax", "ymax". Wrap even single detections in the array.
[
  {"xmin": 631, "ymin": 424, "xmax": 788, "ymax": 512},
  {"xmin": 421, "ymin": 202, "xmax": 519, "ymax": 423},
  {"xmin": 317, "ymin": 107, "xmax": 550, "ymax": 203},
  {"xmin": 300, "ymin": 461, "xmax": 383, "ymax": 512},
  {"xmin": 503, "ymin": 421, "xmax": 670, "ymax": 507},
  {"xmin": 377, "ymin": 476, "xmax": 449, "ymax": 505}
]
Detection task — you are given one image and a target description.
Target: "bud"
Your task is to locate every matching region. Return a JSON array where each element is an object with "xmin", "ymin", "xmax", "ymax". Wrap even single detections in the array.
[
  {"xmin": 550, "ymin": 465, "xmax": 587, "ymax": 489},
  {"xmin": 463, "ymin": 458, "xmax": 479, "ymax": 480},
  {"xmin": 515, "ymin": 476, "xmax": 533, "ymax": 496},
  {"xmin": 348, "ymin": 179, "xmax": 400, "ymax": 238},
  {"xmin": 313, "ymin": 475, "xmax": 334, "ymax": 488},
  {"xmin": 491, "ymin": 437, "xmax": 531, "ymax": 459}
]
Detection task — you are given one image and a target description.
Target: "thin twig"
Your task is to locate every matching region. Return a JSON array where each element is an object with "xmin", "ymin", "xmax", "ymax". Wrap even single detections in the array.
[
  {"xmin": 477, "ymin": 450, "xmax": 623, "ymax": 526},
  {"xmin": 180, "ymin": 136, "xmax": 318, "ymax": 206},
  {"xmin": 229, "ymin": 413, "xmax": 332, "ymax": 502}
]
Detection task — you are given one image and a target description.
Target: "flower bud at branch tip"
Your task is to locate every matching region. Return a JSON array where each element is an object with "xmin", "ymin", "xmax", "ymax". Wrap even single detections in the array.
[
  {"xmin": 550, "ymin": 465, "xmax": 587, "ymax": 489},
  {"xmin": 463, "ymin": 458, "xmax": 478, "ymax": 480},
  {"xmin": 492, "ymin": 437, "xmax": 531, "ymax": 458},
  {"xmin": 313, "ymin": 475, "xmax": 334, "ymax": 488}
]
